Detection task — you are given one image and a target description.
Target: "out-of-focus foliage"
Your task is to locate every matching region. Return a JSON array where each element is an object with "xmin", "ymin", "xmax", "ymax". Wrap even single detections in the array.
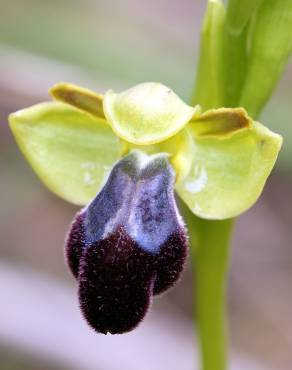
[{"xmin": 0, "ymin": 0, "xmax": 196, "ymax": 97}]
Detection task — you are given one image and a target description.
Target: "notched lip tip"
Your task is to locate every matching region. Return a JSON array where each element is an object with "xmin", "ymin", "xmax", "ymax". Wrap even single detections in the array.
[
  {"xmin": 91, "ymin": 324, "xmax": 138, "ymax": 336},
  {"xmin": 83, "ymin": 308, "xmax": 144, "ymax": 335}
]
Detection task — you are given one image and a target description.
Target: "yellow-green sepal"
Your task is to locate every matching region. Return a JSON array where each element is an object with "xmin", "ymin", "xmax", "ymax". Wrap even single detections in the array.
[
  {"xmin": 103, "ymin": 82, "xmax": 200, "ymax": 145},
  {"xmin": 176, "ymin": 116, "xmax": 282, "ymax": 219},
  {"xmin": 9, "ymin": 102, "xmax": 121, "ymax": 205}
]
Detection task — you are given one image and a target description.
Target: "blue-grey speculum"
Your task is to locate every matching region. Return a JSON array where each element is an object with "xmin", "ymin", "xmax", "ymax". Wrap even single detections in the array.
[{"xmin": 66, "ymin": 150, "xmax": 189, "ymax": 334}]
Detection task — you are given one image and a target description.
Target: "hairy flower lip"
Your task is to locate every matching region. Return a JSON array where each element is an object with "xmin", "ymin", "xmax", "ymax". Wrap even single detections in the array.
[
  {"xmin": 84, "ymin": 150, "xmax": 185, "ymax": 252},
  {"xmin": 74, "ymin": 224, "xmax": 188, "ymax": 334},
  {"xmin": 65, "ymin": 211, "xmax": 86, "ymax": 279},
  {"xmin": 67, "ymin": 219, "xmax": 188, "ymax": 335},
  {"xmin": 77, "ymin": 225, "xmax": 156, "ymax": 335},
  {"xmin": 65, "ymin": 151, "xmax": 189, "ymax": 334}
]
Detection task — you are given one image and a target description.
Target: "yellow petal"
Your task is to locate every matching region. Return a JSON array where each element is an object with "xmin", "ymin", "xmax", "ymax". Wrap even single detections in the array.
[
  {"xmin": 50, "ymin": 82, "xmax": 105, "ymax": 119},
  {"xmin": 190, "ymin": 107, "xmax": 252, "ymax": 139}
]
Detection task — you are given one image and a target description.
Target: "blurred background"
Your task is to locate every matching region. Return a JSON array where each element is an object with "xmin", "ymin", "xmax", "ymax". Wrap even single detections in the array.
[{"xmin": 0, "ymin": 0, "xmax": 291, "ymax": 369}]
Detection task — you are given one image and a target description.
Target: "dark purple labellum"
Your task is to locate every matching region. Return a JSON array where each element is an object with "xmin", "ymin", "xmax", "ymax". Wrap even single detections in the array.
[{"xmin": 66, "ymin": 151, "xmax": 188, "ymax": 334}]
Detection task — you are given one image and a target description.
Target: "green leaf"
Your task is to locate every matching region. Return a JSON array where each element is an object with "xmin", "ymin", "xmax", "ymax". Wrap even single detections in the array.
[
  {"xmin": 176, "ymin": 120, "xmax": 282, "ymax": 219},
  {"xmin": 223, "ymin": 20, "xmax": 248, "ymax": 107},
  {"xmin": 50, "ymin": 82, "xmax": 105, "ymax": 119},
  {"xmin": 9, "ymin": 102, "xmax": 121, "ymax": 205},
  {"xmin": 240, "ymin": 0, "xmax": 292, "ymax": 117},
  {"xmin": 103, "ymin": 82, "xmax": 200, "ymax": 145},
  {"xmin": 192, "ymin": 0, "xmax": 226, "ymax": 109},
  {"xmin": 226, "ymin": 0, "xmax": 264, "ymax": 33},
  {"xmin": 208, "ymin": 0, "xmax": 258, "ymax": 108}
]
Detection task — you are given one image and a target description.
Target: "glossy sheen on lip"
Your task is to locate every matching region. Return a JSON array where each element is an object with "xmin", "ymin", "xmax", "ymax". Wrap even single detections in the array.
[{"xmin": 65, "ymin": 151, "xmax": 189, "ymax": 334}]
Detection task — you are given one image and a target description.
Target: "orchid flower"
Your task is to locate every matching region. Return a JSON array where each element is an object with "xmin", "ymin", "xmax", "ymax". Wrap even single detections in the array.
[{"xmin": 9, "ymin": 81, "xmax": 281, "ymax": 333}]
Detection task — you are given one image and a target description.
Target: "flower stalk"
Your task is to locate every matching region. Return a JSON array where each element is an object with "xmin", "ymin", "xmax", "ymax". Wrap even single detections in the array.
[
  {"xmin": 194, "ymin": 219, "xmax": 233, "ymax": 370},
  {"xmin": 190, "ymin": 0, "xmax": 292, "ymax": 369}
]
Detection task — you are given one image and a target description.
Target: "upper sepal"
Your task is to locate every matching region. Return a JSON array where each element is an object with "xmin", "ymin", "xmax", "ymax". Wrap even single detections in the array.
[{"xmin": 103, "ymin": 82, "xmax": 200, "ymax": 145}]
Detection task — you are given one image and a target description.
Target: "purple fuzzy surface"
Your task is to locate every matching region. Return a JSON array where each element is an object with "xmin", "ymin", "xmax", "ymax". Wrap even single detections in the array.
[
  {"xmin": 65, "ymin": 152, "xmax": 189, "ymax": 334},
  {"xmin": 66, "ymin": 218, "xmax": 187, "ymax": 334}
]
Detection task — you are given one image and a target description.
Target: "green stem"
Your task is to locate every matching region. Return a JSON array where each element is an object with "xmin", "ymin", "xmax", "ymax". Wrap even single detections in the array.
[
  {"xmin": 189, "ymin": 0, "xmax": 289, "ymax": 367},
  {"xmin": 189, "ymin": 2, "xmax": 240, "ymax": 368},
  {"xmin": 193, "ymin": 218, "xmax": 233, "ymax": 370},
  {"xmin": 180, "ymin": 203, "xmax": 233, "ymax": 370}
]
